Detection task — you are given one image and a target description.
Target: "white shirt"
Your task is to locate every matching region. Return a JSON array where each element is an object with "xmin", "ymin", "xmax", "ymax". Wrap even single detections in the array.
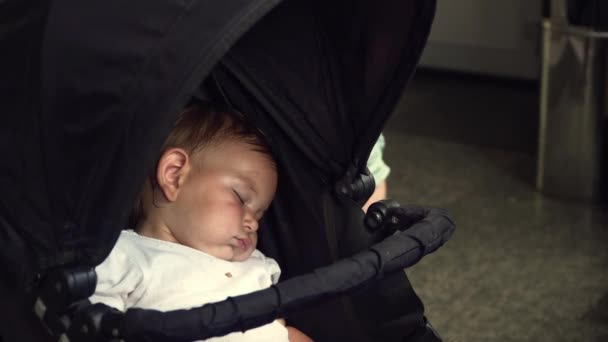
[{"xmin": 90, "ymin": 230, "xmax": 288, "ymax": 341}]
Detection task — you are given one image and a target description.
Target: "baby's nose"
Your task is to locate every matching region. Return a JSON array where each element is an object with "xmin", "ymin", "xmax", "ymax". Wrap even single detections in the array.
[
  {"xmin": 246, "ymin": 220, "xmax": 258, "ymax": 232},
  {"xmin": 244, "ymin": 212, "xmax": 259, "ymax": 232}
]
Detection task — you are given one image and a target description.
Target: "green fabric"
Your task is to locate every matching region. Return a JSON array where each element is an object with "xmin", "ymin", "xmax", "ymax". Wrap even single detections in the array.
[{"xmin": 367, "ymin": 133, "xmax": 390, "ymax": 183}]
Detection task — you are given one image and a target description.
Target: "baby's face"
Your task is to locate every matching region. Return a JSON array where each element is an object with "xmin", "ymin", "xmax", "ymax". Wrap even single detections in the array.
[{"xmin": 165, "ymin": 138, "xmax": 277, "ymax": 261}]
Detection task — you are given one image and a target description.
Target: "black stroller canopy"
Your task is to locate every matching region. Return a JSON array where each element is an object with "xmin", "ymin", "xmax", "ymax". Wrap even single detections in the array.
[{"xmin": 1, "ymin": 1, "xmax": 444, "ymax": 341}]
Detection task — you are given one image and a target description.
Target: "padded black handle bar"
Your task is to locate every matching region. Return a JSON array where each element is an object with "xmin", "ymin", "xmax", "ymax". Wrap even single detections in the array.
[{"xmin": 42, "ymin": 202, "xmax": 454, "ymax": 342}]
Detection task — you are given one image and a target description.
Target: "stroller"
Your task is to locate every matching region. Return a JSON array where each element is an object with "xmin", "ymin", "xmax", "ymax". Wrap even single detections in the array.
[{"xmin": 0, "ymin": 0, "xmax": 454, "ymax": 341}]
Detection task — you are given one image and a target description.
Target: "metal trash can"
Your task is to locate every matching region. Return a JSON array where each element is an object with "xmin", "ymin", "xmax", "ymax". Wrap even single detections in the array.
[{"xmin": 536, "ymin": 0, "xmax": 608, "ymax": 201}]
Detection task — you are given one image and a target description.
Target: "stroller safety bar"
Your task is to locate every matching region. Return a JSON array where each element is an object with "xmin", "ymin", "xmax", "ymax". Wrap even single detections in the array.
[{"xmin": 35, "ymin": 201, "xmax": 454, "ymax": 342}]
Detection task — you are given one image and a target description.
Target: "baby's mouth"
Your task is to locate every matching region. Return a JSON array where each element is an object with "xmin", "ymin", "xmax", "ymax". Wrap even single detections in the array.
[{"xmin": 235, "ymin": 237, "xmax": 251, "ymax": 251}]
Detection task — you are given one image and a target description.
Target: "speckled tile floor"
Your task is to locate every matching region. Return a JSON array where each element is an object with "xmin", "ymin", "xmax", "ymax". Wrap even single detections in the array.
[{"xmin": 385, "ymin": 70, "xmax": 608, "ymax": 342}]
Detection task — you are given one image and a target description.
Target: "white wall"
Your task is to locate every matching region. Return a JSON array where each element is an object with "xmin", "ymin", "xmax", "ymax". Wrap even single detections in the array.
[{"xmin": 419, "ymin": 0, "xmax": 543, "ymax": 80}]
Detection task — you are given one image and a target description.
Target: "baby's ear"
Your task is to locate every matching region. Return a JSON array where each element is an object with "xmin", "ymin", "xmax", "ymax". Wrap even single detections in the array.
[{"xmin": 156, "ymin": 148, "xmax": 191, "ymax": 202}]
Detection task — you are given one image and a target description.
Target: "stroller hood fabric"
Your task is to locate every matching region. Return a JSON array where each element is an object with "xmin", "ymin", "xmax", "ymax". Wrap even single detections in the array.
[{"xmin": 0, "ymin": 0, "xmax": 437, "ymax": 340}]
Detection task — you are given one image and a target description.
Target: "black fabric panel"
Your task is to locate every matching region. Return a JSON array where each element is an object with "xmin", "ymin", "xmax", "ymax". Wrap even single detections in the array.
[
  {"xmin": 323, "ymin": 0, "xmax": 438, "ymax": 160},
  {"xmin": 0, "ymin": 2, "xmax": 61, "ymax": 339},
  {"xmin": 219, "ymin": 1, "xmax": 352, "ymax": 177},
  {"xmin": 0, "ymin": 0, "xmax": 54, "ymax": 285},
  {"xmin": 0, "ymin": 273, "xmax": 54, "ymax": 342}
]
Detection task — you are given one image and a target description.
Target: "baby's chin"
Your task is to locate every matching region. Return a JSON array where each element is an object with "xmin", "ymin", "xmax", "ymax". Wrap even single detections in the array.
[{"xmin": 230, "ymin": 248, "xmax": 254, "ymax": 262}]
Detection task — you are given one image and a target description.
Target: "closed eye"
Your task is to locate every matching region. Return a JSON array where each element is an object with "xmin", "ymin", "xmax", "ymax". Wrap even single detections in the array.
[{"xmin": 233, "ymin": 190, "xmax": 245, "ymax": 204}]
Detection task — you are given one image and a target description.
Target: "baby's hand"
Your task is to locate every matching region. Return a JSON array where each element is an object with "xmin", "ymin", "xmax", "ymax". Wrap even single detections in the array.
[
  {"xmin": 286, "ymin": 326, "xmax": 314, "ymax": 342},
  {"xmin": 276, "ymin": 318, "xmax": 314, "ymax": 342}
]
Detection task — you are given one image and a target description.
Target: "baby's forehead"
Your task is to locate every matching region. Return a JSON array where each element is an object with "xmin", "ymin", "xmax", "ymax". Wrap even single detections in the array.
[
  {"xmin": 190, "ymin": 139, "xmax": 275, "ymax": 169},
  {"xmin": 201, "ymin": 136, "xmax": 273, "ymax": 157}
]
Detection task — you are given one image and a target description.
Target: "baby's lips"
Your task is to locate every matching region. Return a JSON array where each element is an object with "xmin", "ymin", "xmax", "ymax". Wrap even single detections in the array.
[{"xmin": 235, "ymin": 236, "xmax": 251, "ymax": 250}]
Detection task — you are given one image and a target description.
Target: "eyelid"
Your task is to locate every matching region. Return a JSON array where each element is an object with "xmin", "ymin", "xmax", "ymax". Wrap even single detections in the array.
[{"xmin": 233, "ymin": 189, "xmax": 245, "ymax": 204}]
